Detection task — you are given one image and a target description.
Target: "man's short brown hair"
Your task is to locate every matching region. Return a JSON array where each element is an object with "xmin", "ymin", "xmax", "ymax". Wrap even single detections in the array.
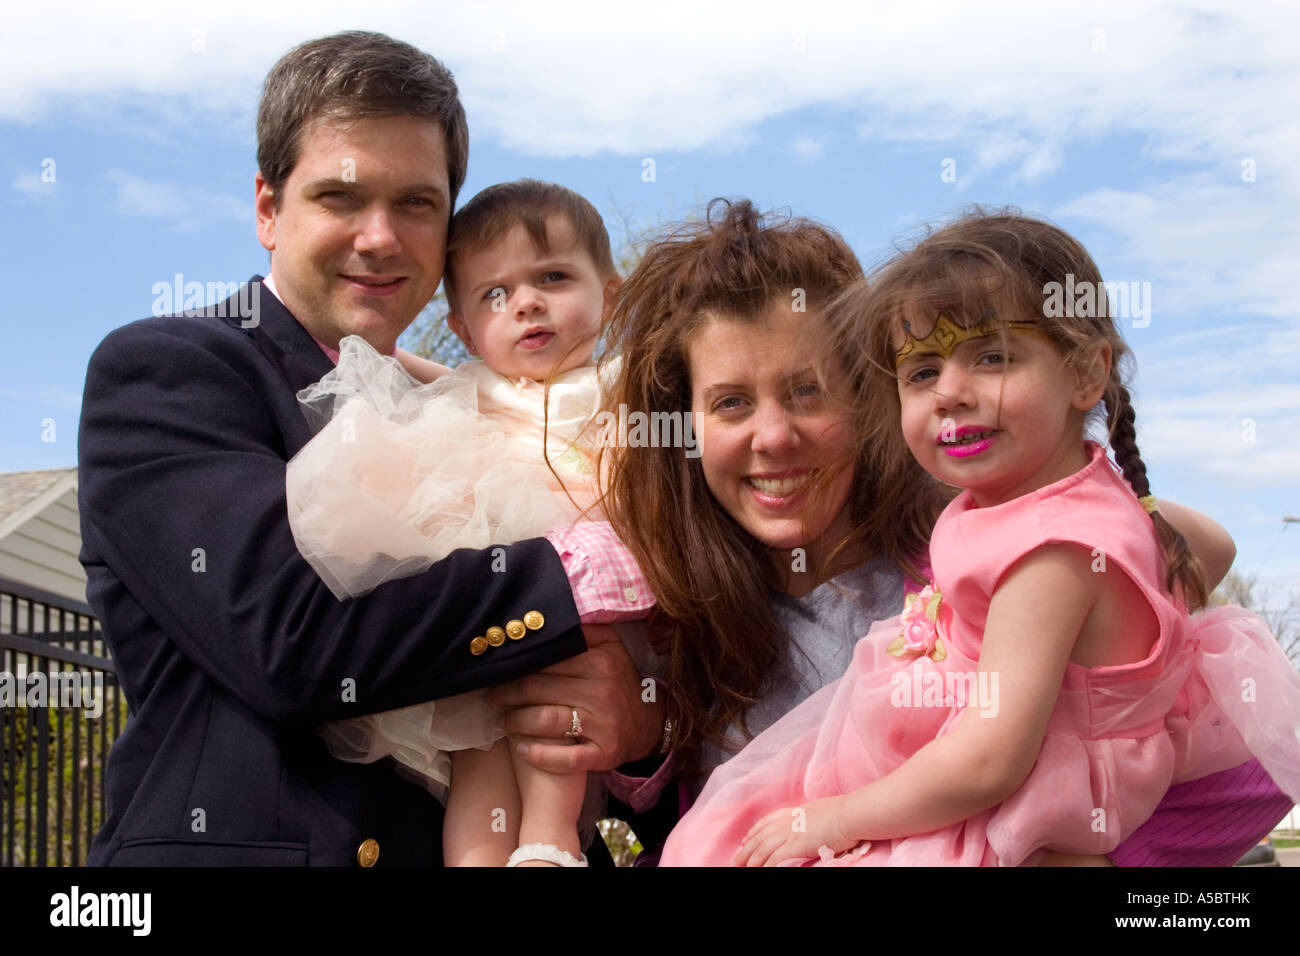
[
  {"xmin": 444, "ymin": 179, "xmax": 617, "ymax": 310},
  {"xmin": 257, "ymin": 31, "xmax": 469, "ymax": 209}
]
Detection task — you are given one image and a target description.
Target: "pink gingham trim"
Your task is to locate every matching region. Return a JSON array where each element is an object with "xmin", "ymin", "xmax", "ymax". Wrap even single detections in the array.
[
  {"xmin": 604, "ymin": 752, "xmax": 677, "ymax": 812},
  {"xmin": 546, "ymin": 521, "xmax": 655, "ymax": 623}
]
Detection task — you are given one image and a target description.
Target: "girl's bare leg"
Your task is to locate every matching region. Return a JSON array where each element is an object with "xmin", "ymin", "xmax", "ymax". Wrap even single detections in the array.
[
  {"xmin": 443, "ymin": 740, "xmax": 519, "ymax": 866},
  {"xmin": 509, "ymin": 738, "xmax": 587, "ymax": 866}
]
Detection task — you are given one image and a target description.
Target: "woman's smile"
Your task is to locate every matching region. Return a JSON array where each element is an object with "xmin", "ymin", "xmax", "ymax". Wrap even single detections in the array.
[{"xmin": 745, "ymin": 469, "xmax": 818, "ymax": 502}]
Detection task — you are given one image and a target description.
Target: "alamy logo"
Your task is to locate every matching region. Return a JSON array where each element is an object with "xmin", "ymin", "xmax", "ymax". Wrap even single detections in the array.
[
  {"xmin": 591, "ymin": 405, "xmax": 701, "ymax": 458},
  {"xmin": 889, "ymin": 660, "xmax": 1000, "ymax": 717},
  {"xmin": 50, "ymin": 886, "xmax": 151, "ymax": 936},
  {"xmin": 152, "ymin": 274, "xmax": 259, "ymax": 328},
  {"xmin": 1042, "ymin": 274, "xmax": 1151, "ymax": 328},
  {"xmin": 0, "ymin": 670, "xmax": 104, "ymax": 718}
]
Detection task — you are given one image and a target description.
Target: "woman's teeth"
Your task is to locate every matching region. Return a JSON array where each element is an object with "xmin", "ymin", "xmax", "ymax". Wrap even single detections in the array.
[{"xmin": 747, "ymin": 474, "xmax": 812, "ymax": 496}]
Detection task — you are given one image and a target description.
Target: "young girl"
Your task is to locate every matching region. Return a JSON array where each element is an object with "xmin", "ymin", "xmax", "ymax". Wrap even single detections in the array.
[
  {"xmin": 285, "ymin": 180, "xmax": 650, "ymax": 867},
  {"xmin": 659, "ymin": 210, "xmax": 1300, "ymax": 866}
]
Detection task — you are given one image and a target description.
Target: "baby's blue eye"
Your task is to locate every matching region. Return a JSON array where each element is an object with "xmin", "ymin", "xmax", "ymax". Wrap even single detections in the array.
[{"xmin": 541, "ymin": 271, "xmax": 568, "ymax": 283}]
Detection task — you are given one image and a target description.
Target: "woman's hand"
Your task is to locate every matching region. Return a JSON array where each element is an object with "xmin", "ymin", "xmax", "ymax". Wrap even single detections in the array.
[
  {"xmin": 735, "ymin": 797, "xmax": 858, "ymax": 867},
  {"xmin": 488, "ymin": 624, "xmax": 665, "ymax": 773}
]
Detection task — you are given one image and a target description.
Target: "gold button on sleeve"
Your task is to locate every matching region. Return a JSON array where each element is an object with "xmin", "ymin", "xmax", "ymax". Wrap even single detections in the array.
[
  {"xmin": 523, "ymin": 610, "xmax": 544, "ymax": 630},
  {"xmin": 505, "ymin": 619, "xmax": 526, "ymax": 640},
  {"xmin": 470, "ymin": 636, "xmax": 488, "ymax": 656},
  {"xmin": 485, "ymin": 626, "xmax": 506, "ymax": 646},
  {"xmin": 357, "ymin": 838, "xmax": 380, "ymax": 867}
]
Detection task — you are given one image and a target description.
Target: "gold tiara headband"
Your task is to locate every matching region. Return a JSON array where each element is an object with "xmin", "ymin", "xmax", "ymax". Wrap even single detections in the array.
[{"xmin": 894, "ymin": 312, "xmax": 1049, "ymax": 366}]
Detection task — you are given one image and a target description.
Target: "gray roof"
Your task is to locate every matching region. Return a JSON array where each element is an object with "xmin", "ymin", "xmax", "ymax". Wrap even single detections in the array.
[{"xmin": 0, "ymin": 468, "xmax": 77, "ymax": 527}]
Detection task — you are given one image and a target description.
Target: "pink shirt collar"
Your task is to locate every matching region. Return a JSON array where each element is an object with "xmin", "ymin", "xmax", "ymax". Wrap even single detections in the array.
[{"xmin": 262, "ymin": 273, "xmax": 394, "ymax": 365}]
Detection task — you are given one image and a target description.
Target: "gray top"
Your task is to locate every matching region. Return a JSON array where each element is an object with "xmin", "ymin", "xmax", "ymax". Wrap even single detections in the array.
[{"xmin": 697, "ymin": 554, "xmax": 905, "ymax": 781}]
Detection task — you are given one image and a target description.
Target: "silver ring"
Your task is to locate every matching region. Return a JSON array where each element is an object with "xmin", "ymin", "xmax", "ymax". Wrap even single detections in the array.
[{"xmin": 563, "ymin": 708, "xmax": 583, "ymax": 738}]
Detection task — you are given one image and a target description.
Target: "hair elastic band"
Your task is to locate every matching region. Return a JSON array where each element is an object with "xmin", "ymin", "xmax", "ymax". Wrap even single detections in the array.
[{"xmin": 1138, "ymin": 494, "xmax": 1159, "ymax": 515}]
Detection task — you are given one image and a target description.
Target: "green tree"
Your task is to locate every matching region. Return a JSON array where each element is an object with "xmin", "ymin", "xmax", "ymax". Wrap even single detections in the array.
[{"xmin": 398, "ymin": 290, "xmax": 468, "ymax": 366}]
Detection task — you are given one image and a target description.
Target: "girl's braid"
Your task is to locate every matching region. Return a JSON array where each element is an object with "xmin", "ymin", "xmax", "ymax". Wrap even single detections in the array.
[{"xmin": 1107, "ymin": 383, "xmax": 1209, "ymax": 610}]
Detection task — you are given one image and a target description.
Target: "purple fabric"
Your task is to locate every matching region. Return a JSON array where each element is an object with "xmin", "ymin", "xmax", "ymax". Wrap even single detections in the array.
[{"xmin": 1108, "ymin": 758, "xmax": 1291, "ymax": 866}]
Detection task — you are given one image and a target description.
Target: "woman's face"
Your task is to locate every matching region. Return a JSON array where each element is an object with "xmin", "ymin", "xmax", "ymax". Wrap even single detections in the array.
[{"xmin": 687, "ymin": 304, "xmax": 858, "ymax": 560}]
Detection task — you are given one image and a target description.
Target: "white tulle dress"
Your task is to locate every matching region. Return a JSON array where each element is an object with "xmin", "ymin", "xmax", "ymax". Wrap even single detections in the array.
[{"xmin": 285, "ymin": 335, "xmax": 614, "ymax": 803}]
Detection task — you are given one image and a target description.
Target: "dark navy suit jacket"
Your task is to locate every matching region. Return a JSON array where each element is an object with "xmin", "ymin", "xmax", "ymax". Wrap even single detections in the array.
[{"xmin": 78, "ymin": 278, "xmax": 585, "ymax": 865}]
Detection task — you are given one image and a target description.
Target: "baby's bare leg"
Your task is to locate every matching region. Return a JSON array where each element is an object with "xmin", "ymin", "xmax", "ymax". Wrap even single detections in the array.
[
  {"xmin": 443, "ymin": 740, "xmax": 519, "ymax": 866},
  {"xmin": 510, "ymin": 738, "xmax": 587, "ymax": 866}
]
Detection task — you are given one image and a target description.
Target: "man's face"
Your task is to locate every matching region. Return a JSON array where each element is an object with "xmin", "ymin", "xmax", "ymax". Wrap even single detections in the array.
[{"xmin": 255, "ymin": 115, "xmax": 450, "ymax": 354}]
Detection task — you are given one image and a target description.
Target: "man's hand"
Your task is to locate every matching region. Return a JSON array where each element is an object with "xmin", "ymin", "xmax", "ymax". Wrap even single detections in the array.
[{"xmin": 488, "ymin": 624, "xmax": 664, "ymax": 774}]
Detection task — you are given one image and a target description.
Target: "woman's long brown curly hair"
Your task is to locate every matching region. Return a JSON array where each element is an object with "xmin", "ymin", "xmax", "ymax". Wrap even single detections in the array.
[
  {"xmin": 598, "ymin": 199, "xmax": 943, "ymax": 776},
  {"xmin": 827, "ymin": 206, "xmax": 1208, "ymax": 612}
]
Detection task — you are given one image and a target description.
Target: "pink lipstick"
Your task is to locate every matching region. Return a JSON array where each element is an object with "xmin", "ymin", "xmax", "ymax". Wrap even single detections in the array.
[{"xmin": 939, "ymin": 425, "xmax": 997, "ymax": 458}]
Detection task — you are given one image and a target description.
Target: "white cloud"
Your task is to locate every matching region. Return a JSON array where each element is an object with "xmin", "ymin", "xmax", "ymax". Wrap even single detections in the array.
[
  {"xmin": 12, "ymin": 3, "xmax": 1289, "ymax": 297},
  {"xmin": 0, "ymin": 384, "xmax": 84, "ymax": 411},
  {"xmin": 2, "ymin": 2, "xmax": 1296, "ymax": 165},
  {"xmin": 106, "ymin": 170, "xmax": 246, "ymax": 232},
  {"xmin": 4, "ymin": 0, "xmax": 1295, "ymax": 497},
  {"xmin": 11, "ymin": 171, "xmax": 53, "ymax": 199},
  {"xmin": 1117, "ymin": 316, "xmax": 1300, "ymax": 487},
  {"xmin": 789, "ymin": 136, "xmax": 825, "ymax": 162},
  {"xmin": 1056, "ymin": 177, "xmax": 1300, "ymax": 320}
]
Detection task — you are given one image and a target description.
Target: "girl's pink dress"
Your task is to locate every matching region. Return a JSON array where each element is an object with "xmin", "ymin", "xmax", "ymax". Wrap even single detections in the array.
[{"xmin": 660, "ymin": 442, "xmax": 1300, "ymax": 866}]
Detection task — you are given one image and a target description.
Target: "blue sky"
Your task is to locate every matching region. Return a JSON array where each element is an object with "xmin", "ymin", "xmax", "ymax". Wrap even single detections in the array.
[{"xmin": 3, "ymin": 1, "xmax": 1298, "ymax": 615}]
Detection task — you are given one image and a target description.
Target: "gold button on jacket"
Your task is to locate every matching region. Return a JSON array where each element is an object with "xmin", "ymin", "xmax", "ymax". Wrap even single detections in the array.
[
  {"xmin": 357, "ymin": 838, "xmax": 380, "ymax": 867},
  {"xmin": 505, "ymin": 619, "xmax": 526, "ymax": 640},
  {"xmin": 469, "ymin": 636, "xmax": 488, "ymax": 656},
  {"xmin": 485, "ymin": 626, "xmax": 506, "ymax": 646},
  {"xmin": 523, "ymin": 610, "xmax": 544, "ymax": 630}
]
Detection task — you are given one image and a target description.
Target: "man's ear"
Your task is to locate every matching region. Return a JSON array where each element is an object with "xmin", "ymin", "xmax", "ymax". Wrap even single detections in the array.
[
  {"xmin": 254, "ymin": 172, "xmax": 277, "ymax": 253},
  {"xmin": 447, "ymin": 311, "xmax": 476, "ymax": 355},
  {"xmin": 1073, "ymin": 340, "xmax": 1112, "ymax": 411}
]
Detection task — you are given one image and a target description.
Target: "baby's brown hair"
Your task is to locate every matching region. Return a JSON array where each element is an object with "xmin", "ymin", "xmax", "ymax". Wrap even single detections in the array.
[{"xmin": 443, "ymin": 179, "xmax": 617, "ymax": 312}]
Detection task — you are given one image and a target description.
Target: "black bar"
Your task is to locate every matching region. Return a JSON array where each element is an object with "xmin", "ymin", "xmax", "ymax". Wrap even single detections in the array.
[
  {"xmin": 0, "ymin": 577, "xmax": 93, "ymax": 617},
  {"xmin": 0, "ymin": 632, "xmax": 113, "ymax": 670},
  {"xmin": 2, "ymin": 706, "xmax": 12, "ymax": 866},
  {"xmin": 54, "ymin": 607, "xmax": 64, "ymax": 867},
  {"xmin": 21, "ymin": 601, "xmax": 33, "ymax": 867},
  {"xmin": 35, "ymin": 661, "xmax": 48, "ymax": 867}
]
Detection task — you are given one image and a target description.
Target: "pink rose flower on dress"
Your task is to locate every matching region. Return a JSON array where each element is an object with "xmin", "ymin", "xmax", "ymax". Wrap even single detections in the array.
[{"xmin": 887, "ymin": 584, "xmax": 946, "ymax": 661}]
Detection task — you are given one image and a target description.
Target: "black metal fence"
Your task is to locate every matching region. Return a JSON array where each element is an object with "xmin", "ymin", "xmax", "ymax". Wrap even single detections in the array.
[{"xmin": 0, "ymin": 575, "xmax": 122, "ymax": 866}]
